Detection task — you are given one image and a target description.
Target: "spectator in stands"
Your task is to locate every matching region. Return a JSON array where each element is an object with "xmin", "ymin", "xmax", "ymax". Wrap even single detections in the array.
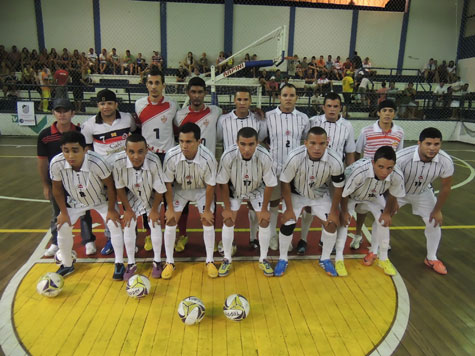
[
  {"xmin": 87, "ymin": 48, "xmax": 98, "ymax": 73},
  {"xmin": 135, "ymin": 53, "xmax": 147, "ymax": 74},
  {"xmin": 357, "ymin": 73, "xmax": 372, "ymax": 106},
  {"xmin": 109, "ymin": 48, "xmax": 120, "ymax": 74},
  {"xmin": 437, "ymin": 60, "xmax": 448, "ymax": 83},
  {"xmin": 450, "ymin": 83, "xmax": 469, "ymax": 119},
  {"xmin": 377, "ymin": 81, "xmax": 388, "ymax": 105},
  {"xmin": 279, "ymin": 76, "xmax": 289, "ymax": 90},
  {"xmin": 399, "ymin": 82, "xmax": 417, "ymax": 119},
  {"xmin": 342, "ymin": 70, "xmax": 354, "ymax": 112},
  {"xmin": 216, "ymin": 51, "xmax": 226, "ymax": 74},
  {"xmin": 0, "ymin": 45, "xmax": 6, "ymax": 63},
  {"xmin": 49, "ymin": 48, "xmax": 59, "ymax": 69},
  {"xmin": 1, "ymin": 61, "xmax": 13, "ymax": 97},
  {"xmin": 274, "ymin": 69, "xmax": 283, "ymax": 84},
  {"xmin": 121, "ymin": 50, "xmax": 135, "ymax": 75},
  {"xmin": 301, "ymin": 56, "xmax": 309, "ymax": 71},
  {"xmin": 72, "ymin": 49, "xmax": 81, "ymax": 64},
  {"xmin": 8, "ymin": 45, "xmax": 21, "ymax": 71},
  {"xmin": 39, "ymin": 66, "xmax": 52, "ymax": 112},
  {"xmin": 20, "ymin": 47, "xmax": 30, "ymax": 70},
  {"xmin": 333, "ymin": 56, "xmax": 343, "ymax": 80},
  {"xmin": 423, "ymin": 58, "xmax": 437, "ymax": 83},
  {"xmin": 59, "ymin": 48, "xmax": 70, "ymax": 69},
  {"xmin": 199, "ymin": 52, "xmax": 209, "ymax": 73},
  {"xmin": 342, "ymin": 57, "xmax": 353, "ymax": 73},
  {"xmin": 387, "ymin": 81, "xmax": 399, "ymax": 103},
  {"xmin": 286, "ymin": 54, "xmax": 298, "ymax": 77},
  {"xmin": 363, "ymin": 57, "xmax": 376, "ymax": 77},
  {"xmin": 38, "ymin": 49, "xmax": 48, "ymax": 70},
  {"xmin": 432, "ymin": 82, "xmax": 449, "ymax": 108},
  {"xmin": 325, "ymin": 55, "xmax": 334, "ymax": 78},
  {"xmin": 184, "ymin": 51, "xmax": 195, "ymax": 73},
  {"xmin": 316, "ymin": 72, "xmax": 332, "ymax": 97},
  {"xmin": 151, "ymin": 51, "xmax": 164, "ymax": 70},
  {"xmin": 316, "ymin": 55, "xmax": 326, "ymax": 76},
  {"xmin": 450, "ymin": 76, "xmax": 465, "ymax": 92},
  {"xmin": 294, "ymin": 63, "xmax": 304, "ymax": 80},
  {"xmin": 447, "ymin": 60, "xmax": 456, "ymax": 83},
  {"xmin": 176, "ymin": 65, "xmax": 189, "ymax": 92},
  {"xmin": 190, "ymin": 66, "xmax": 209, "ymax": 79},
  {"xmin": 53, "ymin": 65, "xmax": 69, "ymax": 100},
  {"xmin": 99, "ymin": 48, "xmax": 109, "ymax": 74},
  {"xmin": 303, "ymin": 67, "xmax": 316, "ymax": 96},
  {"xmin": 29, "ymin": 49, "xmax": 39, "ymax": 71},
  {"xmin": 242, "ymin": 53, "xmax": 253, "ymax": 78},
  {"xmin": 225, "ymin": 52, "xmax": 234, "ymax": 70},
  {"xmin": 351, "ymin": 51, "xmax": 362, "ymax": 71},
  {"xmin": 21, "ymin": 64, "xmax": 37, "ymax": 85},
  {"xmin": 250, "ymin": 54, "xmax": 258, "ymax": 77},
  {"xmin": 70, "ymin": 64, "xmax": 89, "ymax": 113},
  {"xmin": 258, "ymin": 69, "xmax": 269, "ymax": 95},
  {"xmin": 267, "ymin": 76, "xmax": 279, "ymax": 103}
]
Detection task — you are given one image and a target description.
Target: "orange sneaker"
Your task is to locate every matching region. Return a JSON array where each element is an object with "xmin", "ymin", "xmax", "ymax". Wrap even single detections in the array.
[
  {"xmin": 424, "ymin": 258, "xmax": 447, "ymax": 275},
  {"xmin": 363, "ymin": 252, "xmax": 377, "ymax": 266}
]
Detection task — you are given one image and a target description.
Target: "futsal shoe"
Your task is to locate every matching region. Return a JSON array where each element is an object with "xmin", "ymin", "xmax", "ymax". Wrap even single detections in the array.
[
  {"xmin": 350, "ymin": 234, "xmax": 362, "ymax": 250},
  {"xmin": 319, "ymin": 259, "xmax": 337, "ymax": 277},
  {"xmin": 206, "ymin": 262, "xmax": 219, "ymax": 278},
  {"xmin": 162, "ymin": 263, "xmax": 175, "ymax": 279},
  {"xmin": 101, "ymin": 239, "xmax": 114, "ymax": 255},
  {"xmin": 175, "ymin": 235, "xmax": 188, "ymax": 252},
  {"xmin": 377, "ymin": 259, "xmax": 397, "ymax": 276},
  {"xmin": 424, "ymin": 258, "xmax": 447, "ymax": 275},
  {"xmin": 296, "ymin": 239, "xmax": 307, "ymax": 255},
  {"xmin": 258, "ymin": 260, "xmax": 274, "ymax": 277},
  {"xmin": 363, "ymin": 252, "xmax": 377, "ymax": 266},
  {"xmin": 123, "ymin": 264, "xmax": 137, "ymax": 280},
  {"xmin": 144, "ymin": 235, "xmax": 153, "ymax": 251},
  {"xmin": 44, "ymin": 244, "xmax": 59, "ymax": 257},
  {"xmin": 152, "ymin": 261, "xmax": 163, "ymax": 278},
  {"xmin": 57, "ymin": 264, "xmax": 75, "ymax": 277},
  {"xmin": 335, "ymin": 260, "xmax": 348, "ymax": 277},
  {"xmin": 274, "ymin": 259, "xmax": 289, "ymax": 277},
  {"xmin": 85, "ymin": 241, "xmax": 96, "ymax": 255},
  {"xmin": 218, "ymin": 259, "xmax": 232, "ymax": 277},
  {"xmin": 269, "ymin": 235, "xmax": 278, "ymax": 251},
  {"xmin": 249, "ymin": 239, "xmax": 259, "ymax": 250},
  {"xmin": 113, "ymin": 263, "xmax": 125, "ymax": 280}
]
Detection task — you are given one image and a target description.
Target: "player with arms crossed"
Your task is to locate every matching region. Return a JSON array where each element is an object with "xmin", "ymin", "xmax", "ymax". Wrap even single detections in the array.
[
  {"xmin": 110, "ymin": 134, "xmax": 168, "ymax": 280},
  {"xmin": 278, "ymin": 127, "xmax": 345, "ymax": 276},
  {"xmin": 49, "ymin": 131, "xmax": 122, "ymax": 277},
  {"xmin": 395, "ymin": 127, "xmax": 454, "ymax": 275},
  {"xmin": 162, "ymin": 123, "xmax": 219, "ymax": 278},
  {"xmin": 217, "ymin": 127, "xmax": 277, "ymax": 277},
  {"xmin": 340, "ymin": 146, "xmax": 406, "ymax": 276}
]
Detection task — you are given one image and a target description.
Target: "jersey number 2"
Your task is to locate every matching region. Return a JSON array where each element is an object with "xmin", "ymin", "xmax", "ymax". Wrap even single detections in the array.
[{"xmin": 285, "ymin": 140, "xmax": 290, "ymax": 148}]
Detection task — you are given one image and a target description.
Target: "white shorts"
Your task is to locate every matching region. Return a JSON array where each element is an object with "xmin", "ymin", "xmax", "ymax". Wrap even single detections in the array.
[
  {"xmin": 284, "ymin": 193, "xmax": 332, "ymax": 225},
  {"xmin": 398, "ymin": 189, "xmax": 436, "ymax": 218},
  {"xmin": 350, "ymin": 195, "xmax": 386, "ymax": 220},
  {"xmin": 230, "ymin": 188, "xmax": 267, "ymax": 212},
  {"xmin": 270, "ymin": 181, "xmax": 282, "ymax": 201},
  {"xmin": 173, "ymin": 187, "xmax": 215, "ymax": 214},
  {"xmin": 67, "ymin": 202, "xmax": 111, "ymax": 226}
]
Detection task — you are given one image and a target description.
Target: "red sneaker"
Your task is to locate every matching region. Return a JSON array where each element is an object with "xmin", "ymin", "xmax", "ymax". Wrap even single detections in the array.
[
  {"xmin": 363, "ymin": 252, "xmax": 377, "ymax": 266},
  {"xmin": 424, "ymin": 258, "xmax": 447, "ymax": 275}
]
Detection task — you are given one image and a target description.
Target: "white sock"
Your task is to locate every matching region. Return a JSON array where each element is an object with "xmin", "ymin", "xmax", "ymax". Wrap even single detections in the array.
[
  {"xmin": 123, "ymin": 219, "xmax": 137, "ymax": 265},
  {"xmin": 370, "ymin": 220, "xmax": 379, "ymax": 255},
  {"xmin": 300, "ymin": 210, "xmax": 313, "ymax": 242},
  {"xmin": 258, "ymin": 226, "xmax": 271, "ymax": 262},
  {"xmin": 221, "ymin": 224, "xmax": 234, "ymax": 262},
  {"xmin": 269, "ymin": 205, "xmax": 279, "ymax": 238},
  {"xmin": 423, "ymin": 217, "xmax": 442, "ymax": 260},
  {"xmin": 279, "ymin": 231, "xmax": 292, "ymax": 261},
  {"xmin": 150, "ymin": 220, "xmax": 163, "ymax": 263},
  {"xmin": 57, "ymin": 223, "xmax": 74, "ymax": 267},
  {"xmin": 248, "ymin": 210, "xmax": 258, "ymax": 241},
  {"xmin": 321, "ymin": 229, "xmax": 337, "ymax": 260},
  {"xmin": 107, "ymin": 220, "xmax": 124, "ymax": 264},
  {"xmin": 203, "ymin": 225, "xmax": 215, "ymax": 263},
  {"xmin": 164, "ymin": 225, "xmax": 177, "ymax": 264},
  {"xmin": 373, "ymin": 221, "xmax": 390, "ymax": 260},
  {"xmin": 335, "ymin": 227, "xmax": 347, "ymax": 261}
]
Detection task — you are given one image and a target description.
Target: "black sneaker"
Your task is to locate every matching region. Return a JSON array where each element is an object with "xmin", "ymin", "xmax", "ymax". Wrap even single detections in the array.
[
  {"xmin": 296, "ymin": 239, "xmax": 307, "ymax": 255},
  {"xmin": 113, "ymin": 263, "xmax": 125, "ymax": 280},
  {"xmin": 56, "ymin": 264, "xmax": 75, "ymax": 277},
  {"xmin": 249, "ymin": 239, "xmax": 259, "ymax": 249}
]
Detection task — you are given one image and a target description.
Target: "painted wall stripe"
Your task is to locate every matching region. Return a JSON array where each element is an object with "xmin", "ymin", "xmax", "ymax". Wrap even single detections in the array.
[
  {"xmin": 34, "ymin": 0, "xmax": 45, "ymax": 51},
  {"xmin": 288, "ymin": 6, "xmax": 296, "ymax": 57},
  {"xmin": 224, "ymin": 0, "xmax": 233, "ymax": 55},
  {"xmin": 396, "ymin": 0, "xmax": 411, "ymax": 73},
  {"xmin": 93, "ymin": 0, "xmax": 101, "ymax": 56},
  {"xmin": 160, "ymin": 1, "xmax": 167, "ymax": 66},
  {"xmin": 349, "ymin": 9, "xmax": 358, "ymax": 59}
]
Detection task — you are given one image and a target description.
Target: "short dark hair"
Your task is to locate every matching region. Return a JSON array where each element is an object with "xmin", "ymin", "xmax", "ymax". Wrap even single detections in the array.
[
  {"xmin": 60, "ymin": 131, "xmax": 86, "ymax": 148},
  {"xmin": 126, "ymin": 133, "xmax": 147, "ymax": 147},
  {"xmin": 237, "ymin": 127, "xmax": 258, "ymax": 141},
  {"xmin": 234, "ymin": 87, "xmax": 251, "ymax": 98},
  {"xmin": 179, "ymin": 122, "xmax": 201, "ymax": 140},
  {"xmin": 307, "ymin": 126, "xmax": 327, "ymax": 139},
  {"xmin": 279, "ymin": 83, "xmax": 297, "ymax": 95},
  {"xmin": 187, "ymin": 77, "xmax": 206, "ymax": 91},
  {"xmin": 323, "ymin": 92, "xmax": 342, "ymax": 106},
  {"xmin": 419, "ymin": 127, "xmax": 442, "ymax": 142},
  {"xmin": 378, "ymin": 99, "xmax": 397, "ymax": 111},
  {"xmin": 374, "ymin": 146, "xmax": 396, "ymax": 162},
  {"xmin": 148, "ymin": 67, "xmax": 165, "ymax": 84}
]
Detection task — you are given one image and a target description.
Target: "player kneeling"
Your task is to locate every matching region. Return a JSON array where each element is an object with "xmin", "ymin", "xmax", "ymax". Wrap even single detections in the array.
[
  {"xmin": 50, "ymin": 131, "xmax": 122, "ymax": 277},
  {"xmin": 217, "ymin": 127, "xmax": 277, "ymax": 277},
  {"xmin": 337, "ymin": 146, "xmax": 405, "ymax": 276},
  {"xmin": 111, "ymin": 134, "xmax": 168, "ymax": 280}
]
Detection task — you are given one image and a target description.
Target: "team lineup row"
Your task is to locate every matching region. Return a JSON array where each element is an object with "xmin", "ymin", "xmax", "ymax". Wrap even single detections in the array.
[{"xmin": 38, "ymin": 67, "xmax": 454, "ymax": 280}]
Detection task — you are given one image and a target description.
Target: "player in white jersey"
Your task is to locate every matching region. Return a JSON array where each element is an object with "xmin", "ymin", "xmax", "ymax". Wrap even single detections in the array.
[
  {"xmin": 162, "ymin": 123, "xmax": 219, "ymax": 278},
  {"xmin": 217, "ymin": 127, "xmax": 277, "ymax": 277},
  {"xmin": 217, "ymin": 87, "xmax": 266, "ymax": 249},
  {"xmin": 277, "ymin": 127, "xmax": 345, "ymax": 277},
  {"xmin": 111, "ymin": 134, "xmax": 168, "ymax": 280},
  {"xmin": 49, "ymin": 131, "xmax": 122, "ymax": 277},
  {"xmin": 352, "ymin": 99, "xmax": 404, "ymax": 250},
  {"xmin": 337, "ymin": 146, "xmax": 406, "ymax": 276},
  {"xmin": 173, "ymin": 77, "xmax": 222, "ymax": 252},
  {"xmin": 265, "ymin": 84, "xmax": 310, "ymax": 252},
  {"xmin": 297, "ymin": 92, "xmax": 356, "ymax": 254},
  {"xmin": 135, "ymin": 67, "xmax": 177, "ymax": 159},
  {"xmin": 395, "ymin": 128, "xmax": 454, "ymax": 275}
]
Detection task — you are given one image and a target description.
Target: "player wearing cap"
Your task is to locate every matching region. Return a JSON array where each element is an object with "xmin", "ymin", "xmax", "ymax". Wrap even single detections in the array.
[
  {"xmin": 49, "ymin": 131, "xmax": 122, "ymax": 277},
  {"xmin": 217, "ymin": 127, "xmax": 277, "ymax": 277},
  {"xmin": 395, "ymin": 128, "xmax": 454, "ymax": 275},
  {"xmin": 37, "ymin": 99, "xmax": 96, "ymax": 257},
  {"xmin": 277, "ymin": 127, "xmax": 345, "ymax": 277},
  {"xmin": 162, "ymin": 123, "xmax": 219, "ymax": 278},
  {"xmin": 110, "ymin": 134, "xmax": 168, "ymax": 280},
  {"xmin": 265, "ymin": 84, "xmax": 310, "ymax": 252},
  {"xmin": 339, "ymin": 146, "xmax": 406, "ymax": 276}
]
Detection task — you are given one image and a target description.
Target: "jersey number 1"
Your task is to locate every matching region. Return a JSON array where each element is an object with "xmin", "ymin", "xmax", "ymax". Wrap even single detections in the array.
[{"xmin": 154, "ymin": 128, "xmax": 160, "ymax": 139}]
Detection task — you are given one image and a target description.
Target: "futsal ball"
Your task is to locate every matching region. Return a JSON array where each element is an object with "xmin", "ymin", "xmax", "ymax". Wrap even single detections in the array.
[
  {"xmin": 54, "ymin": 250, "xmax": 78, "ymax": 265},
  {"xmin": 36, "ymin": 272, "xmax": 64, "ymax": 297},
  {"xmin": 126, "ymin": 274, "xmax": 151, "ymax": 299},
  {"xmin": 177, "ymin": 296, "xmax": 206, "ymax": 325},
  {"xmin": 223, "ymin": 294, "xmax": 250, "ymax": 321},
  {"xmin": 217, "ymin": 240, "xmax": 237, "ymax": 257}
]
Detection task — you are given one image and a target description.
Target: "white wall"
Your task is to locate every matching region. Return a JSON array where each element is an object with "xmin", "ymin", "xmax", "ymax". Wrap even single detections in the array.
[
  {"xmin": 0, "ymin": 0, "xmax": 38, "ymax": 50},
  {"xmin": 294, "ymin": 7, "xmax": 352, "ymax": 61},
  {"xmin": 458, "ymin": 57, "xmax": 475, "ymax": 90},
  {"xmin": 167, "ymin": 2, "xmax": 224, "ymax": 68}
]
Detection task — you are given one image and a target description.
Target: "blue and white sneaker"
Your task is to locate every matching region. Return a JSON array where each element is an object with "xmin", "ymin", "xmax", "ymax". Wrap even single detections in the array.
[
  {"xmin": 57, "ymin": 264, "xmax": 75, "ymax": 277},
  {"xmin": 274, "ymin": 259, "xmax": 288, "ymax": 277},
  {"xmin": 113, "ymin": 263, "xmax": 125, "ymax": 280},
  {"xmin": 319, "ymin": 259, "xmax": 337, "ymax": 277},
  {"xmin": 101, "ymin": 239, "xmax": 114, "ymax": 255}
]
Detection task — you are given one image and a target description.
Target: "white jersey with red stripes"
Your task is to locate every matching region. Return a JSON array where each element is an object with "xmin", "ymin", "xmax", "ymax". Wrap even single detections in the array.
[
  {"xmin": 135, "ymin": 95, "xmax": 177, "ymax": 154},
  {"xmin": 174, "ymin": 104, "xmax": 222, "ymax": 155},
  {"xmin": 355, "ymin": 121, "xmax": 404, "ymax": 159}
]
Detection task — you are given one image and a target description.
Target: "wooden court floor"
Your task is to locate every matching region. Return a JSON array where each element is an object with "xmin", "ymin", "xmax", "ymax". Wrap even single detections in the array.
[{"xmin": 0, "ymin": 136, "xmax": 474, "ymax": 356}]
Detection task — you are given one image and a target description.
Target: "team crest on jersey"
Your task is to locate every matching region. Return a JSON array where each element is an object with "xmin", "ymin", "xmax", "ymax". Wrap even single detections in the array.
[
  {"xmin": 310, "ymin": 176, "xmax": 315, "ymax": 180},
  {"xmin": 203, "ymin": 119, "xmax": 209, "ymax": 127},
  {"xmin": 135, "ymin": 184, "xmax": 140, "ymax": 188},
  {"xmin": 419, "ymin": 175, "xmax": 423, "ymax": 180},
  {"xmin": 175, "ymin": 200, "xmax": 179, "ymax": 205},
  {"xmin": 244, "ymin": 174, "xmax": 249, "ymax": 179},
  {"xmin": 285, "ymin": 130, "xmax": 291, "ymax": 136},
  {"xmin": 78, "ymin": 184, "xmax": 83, "ymax": 189},
  {"xmin": 161, "ymin": 116, "xmax": 167, "ymax": 123}
]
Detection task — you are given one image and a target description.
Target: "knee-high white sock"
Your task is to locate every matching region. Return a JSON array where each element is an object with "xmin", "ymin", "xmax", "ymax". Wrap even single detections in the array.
[
  {"xmin": 123, "ymin": 220, "xmax": 137, "ymax": 265},
  {"xmin": 321, "ymin": 229, "xmax": 337, "ymax": 260},
  {"xmin": 203, "ymin": 225, "xmax": 215, "ymax": 263},
  {"xmin": 150, "ymin": 221, "xmax": 163, "ymax": 263},
  {"xmin": 370, "ymin": 220, "xmax": 379, "ymax": 255},
  {"xmin": 300, "ymin": 210, "xmax": 313, "ymax": 242},
  {"xmin": 269, "ymin": 206, "xmax": 279, "ymax": 238},
  {"xmin": 57, "ymin": 223, "xmax": 74, "ymax": 267},
  {"xmin": 248, "ymin": 210, "xmax": 258, "ymax": 241},
  {"xmin": 258, "ymin": 226, "xmax": 271, "ymax": 262},
  {"xmin": 164, "ymin": 225, "xmax": 176, "ymax": 264},
  {"xmin": 279, "ymin": 231, "xmax": 292, "ymax": 261},
  {"xmin": 423, "ymin": 217, "xmax": 442, "ymax": 260},
  {"xmin": 107, "ymin": 220, "xmax": 124, "ymax": 264},
  {"xmin": 335, "ymin": 227, "xmax": 348, "ymax": 261},
  {"xmin": 221, "ymin": 225, "xmax": 234, "ymax": 262},
  {"xmin": 373, "ymin": 221, "xmax": 390, "ymax": 260}
]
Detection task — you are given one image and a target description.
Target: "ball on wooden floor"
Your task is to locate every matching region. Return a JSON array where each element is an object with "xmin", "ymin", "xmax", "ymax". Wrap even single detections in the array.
[
  {"xmin": 54, "ymin": 250, "xmax": 77, "ymax": 265},
  {"xmin": 36, "ymin": 272, "xmax": 64, "ymax": 297},
  {"xmin": 223, "ymin": 294, "xmax": 250, "ymax": 321},
  {"xmin": 126, "ymin": 274, "xmax": 151, "ymax": 299},
  {"xmin": 177, "ymin": 296, "xmax": 206, "ymax": 325}
]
